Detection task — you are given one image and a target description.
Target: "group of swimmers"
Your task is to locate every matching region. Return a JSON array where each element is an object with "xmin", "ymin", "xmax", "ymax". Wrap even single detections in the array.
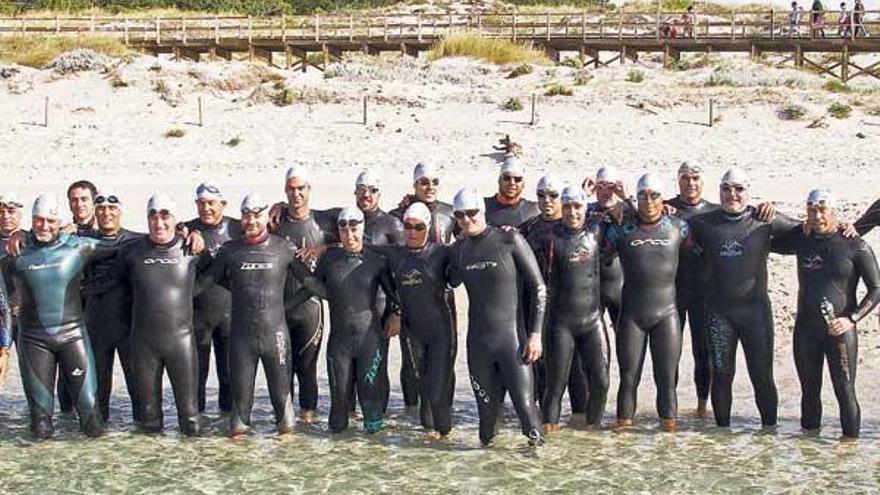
[{"xmin": 0, "ymin": 158, "xmax": 878, "ymax": 446}]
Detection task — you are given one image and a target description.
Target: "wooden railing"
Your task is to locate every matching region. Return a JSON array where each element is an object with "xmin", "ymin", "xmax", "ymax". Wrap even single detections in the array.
[{"xmin": 0, "ymin": 10, "xmax": 878, "ymax": 44}]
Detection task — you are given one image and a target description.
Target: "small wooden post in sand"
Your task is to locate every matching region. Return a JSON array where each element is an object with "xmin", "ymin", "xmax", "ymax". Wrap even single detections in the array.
[
  {"xmin": 709, "ymin": 98, "xmax": 714, "ymax": 127},
  {"xmin": 530, "ymin": 93, "xmax": 537, "ymax": 126},
  {"xmin": 198, "ymin": 97, "xmax": 203, "ymax": 127},
  {"xmin": 363, "ymin": 96, "xmax": 368, "ymax": 125},
  {"xmin": 44, "ymin": 96, "xmax": 49, "ymax": 127}
]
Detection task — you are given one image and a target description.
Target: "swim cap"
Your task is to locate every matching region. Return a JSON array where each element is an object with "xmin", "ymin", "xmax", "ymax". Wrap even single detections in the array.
[
  {"xmin": 95, "ymin": 190, "xmax": 122, "ymax": 207},
  {"xmin": 677, "ymin": 162, "xmax": 703, "ymax": 177},
  {"xmin": 32, "ymin": 194, "xmax": 60, "ymax": 220},
  {"xmin": 637, "ymin": 173, "xmax": 664, "ymax": 195},
  {"xmin": 404, "ymin": 202, "xmax": 432, "ymax": 225},
  {"xmin": 0, "ymin": 191, "xmax": 23, "ymax": 209},
  {"xmin": 337, "ymin": 206, "xmax": 364, "ymax": 223},
  {"xmin": 355, "ymin": 168, "xmax": 381, "ymax": 189},
  {"xmin": 413, "ymin": 162, "xmax": 438, "ymax": 183},
  {"xmin": 285, "ymin": 165, "xmax": 310, "ymax": 185},
  {"xmin": 453, "ymin": 189, "xmax": 483, "ymax": 212},
  {"xmin": 561, "ymin": 185, "xmax": 587, "ymax": 205},
  {"xmin": 596, "ymin": 166, "xmax": 620, "ymax": 183},
  {"xmin": 147, "ymin": 193, "xmax": 177, "ymax": 216},
  {"xmin": 536, "ymin": 173, "xmax": 561, "ymax": 193},
  {"xmin": 196, "ymin": 182, "xmax": 224, "ymax": 202},
  {"xmin": 500, "ymin": 157, "xmax": 525, "ymax": 177},
  {"xmin": 806, "ymin": 188, "xmax": 835, "ymax": 207},
  {"xmin": 240, "ymin": 193, "xmax": 268, "ymax": 213},
  {"xmin": 721, "ymin": 168, "xmax": 750, "ymax": 189}
]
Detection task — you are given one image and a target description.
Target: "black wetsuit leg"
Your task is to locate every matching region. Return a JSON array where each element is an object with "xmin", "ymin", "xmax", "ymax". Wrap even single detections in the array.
[
  {"xmin": 134, "ymin": 331, "xmax": 201, "ymax": 436},
  {"xmin": 544, "ymin": 319, "xmax": 610, "ymax": 425},
  {"xmin": 794, "ymin": 323, "xmax": 860, "ymax": 437},
  {"xmin": 617, "ymin": 313, "xmax": 682, "ymax": 421},
  {"xmin": 326, "ymin": 330, "xmax": 388, "ymax": 434},
  {"xmin": 706, "ymin": 303, "xmax": 778, "ymax": 427},
  {"xmin": 85, "ymin": 296, "xmax": 139, "ymax": 423},
  {"xmin": 567, "ymin": 353, "xmax": 588, "ymax": 415},
  {"xmin": 195, "ymin": 317, "xmax": 232, "ymax": 413},
  {"xmin": 229, "ymin": 326, "xmax": 294, "ymax": 434},
  {"xmin": 17, "ymin": 333, "xmax": 103, "ymax": 438},
  {"xmin": 542, "ymin": 321, "xmax": 576, "ymax": 425},
  {"xmin": 406, "ymin": 326, "xmax": 454, "ymax": 435},
  {"xmin": 678, "ymin": 297, "xmax": 711, "ymax": 402},
  {"xmin": 287, "ymin": 298, "xmax": 323, "ymax": 413}
]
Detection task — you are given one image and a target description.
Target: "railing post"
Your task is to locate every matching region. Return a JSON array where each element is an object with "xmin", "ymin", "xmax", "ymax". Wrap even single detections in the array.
[
  {"xmin": 215, "ymin": 15, "xmax": 220, "ymax": 43},
  {"xmin": 247, "ymin": 15, "xmax": 252, "ymax": 43},
  {"xmin": 546, "ymin": 11, "xmax": 550, "ymax": 41},
  {"xmin": 349, "ymin": 14, "xmax": 354, "ymax": 41},
  {"xmin": 731, "ymin": 12, "xmax": 735, "ymax": 40},
  {"xmin": 55, "ymin": 14, "xmax": 60, "ymax": 34},
  {"xmin": 418, "ymin": 13, "xmax": 423, "ymax": 41},
  {"xmin": 477, "ymin": 13, "xmax": 482, "ymax": 36},
  {"xmin": 182, "ymin": 20, "xmax": 187, "ymax": 44},
  {"xmin": 850, "ymin": 8, "xmax": 855, "ymax": 40},
  {"xmin": 156, "ymin": 17, "xmax": 161, "ymax": 44},
  {"xmin": 384, "ymin": 15, "xmax": 388, "ymax": 41},
  {"xmin": 124, "ymin": 18, "xmax": 130, "ymax": 45},
  {"xmin": 448, "ymin": 13, "xmax": 453, "ymax": 35},
  {"xmin": 618, "ymin": 10, "xmax": 623, "ymax": 41},
  {"xmin": 513, "ymin": 12, "xmax": 517, "ymax": 41},
  {"xmin": 90, "ymin": 15, "xmax": 95, "ymax": 33},
  {"xmin": 770, "ymin": 9, "xmax": 775, "ymax": 39},
  {"xmin": 316, "ymin": 14, "xmax": 320, "ymax": 42},
  {"xmin": 582, "ymin": 11, "xmax": 586, "ymax": 40},
  {"xmin": 656, "ymin": 12, "xmax": 661, "ymax": 40}
]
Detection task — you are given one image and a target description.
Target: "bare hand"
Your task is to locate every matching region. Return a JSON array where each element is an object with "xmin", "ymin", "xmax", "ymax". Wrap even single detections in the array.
[
  {"xmin": 607, "ymin": 203, "xmax": 625, "ymax": 224},
  {"xmin": 296, "ymin": 245, "xmax": 328, "ymax": 266},
  {"xmin": 385, "ymin": 314, "xmax": 401, "ymax": 338},
  {"xmin": 662, "ymin": 204, "xmax": 677, "ymax": 217},
  {"xmin": 612, "ymin": 181, "xmax": 627, "ymax": 200},
  {"xmin": 582, "ymin": 178, "xmax": 596, "ymax": 195},
  {"xmin": 522, "ymin": 333, "xmax": 542, "ymax": 364},
  {"xmin": 268, "ymin": 202, "xmax": 285, "ymax": 232},
  {"xmin": 828, "ymin": 316, "xmax": 855, "ymax": 336},
  {"xmin": 839, "ymin": 222, "xmax": 858, "ymax": 239},
  {"xmin": 5, "ymin": 230, "xmax": 26, "ymax": 256},
  {"xmin": 185, "ymin": 230, "xmax": 205, "ymax": 255},
  {"xmin": 0, "ymin": 348, "xmax": 9, "ymax": 388},
  {"xmin": 61, "ymin": 223, "xmax": 77, "ymax": 234},
  {"xmin": 754, "ymin": 202, "xmax": 776, "ymax": 222}
]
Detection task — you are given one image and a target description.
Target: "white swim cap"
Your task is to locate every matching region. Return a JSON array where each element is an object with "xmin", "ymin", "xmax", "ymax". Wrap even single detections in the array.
[
  {"xmin": 596, "ymin": 166, "xmax": 620, "ymax": 183},
  {"xmin": 355, "ymin": 168, "xmax": 381, "ymax": 189},
  {"xmin": 637, "ymin": 173, "xmax": 664, "ymax": 195},
  {"xmin": 721, "ymin": 168, "xmax": 750, "ymax": 189},
  {"xmin": 0, "ymin": 191, "xmax": 23, "ymax": 209},
  {"xmin": 413, "ymin": 162, "xmax": 438, "ymax": 183},
  {"xmin": 195, "ymin": 182, "xmax": 224, "ymax": 202},
  {"xmin": 536, "ymin": 173, "xmax": 562, "ymax": 193},
  {"xmin": 677, "ymin": 162, "xmax": 703, "ymax": 177},
  {"xmin": 806, "ymin": 188, "xmax": 835, "ymax": 207},
  {"xmin": 453, "ymin": 188, "xmax": 483, "ymax": 212},
  {"xmin": 240, "ymin": 193, "xmax": 268, "ymax": 213},
  {"xmin": 337, "ymin": 206, "xmax": 365, "ymax": 224},
  {"xmin": 32, "ymin": 194, "xmax": 60, "ymax": 220},
  {"xmin": 403, "ymin": 202, "xmax": 432, "ymax": 225},
  {"xmin": 561, "ymin": 185, "xmax": 587, "ymax": 205},
  {"xmin": 147, "ymin": 193, "xmax": 177, "ymax": 216},
  {"xmin": 500, "ymin": 157, "xmax": 525, "ymax": 177},
  {"xmin": 285, "ymin": 165, "xmax": 310, "ymax": 185}
]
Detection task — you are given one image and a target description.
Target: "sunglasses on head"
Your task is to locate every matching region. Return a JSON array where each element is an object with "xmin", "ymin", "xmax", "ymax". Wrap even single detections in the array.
[
  {"xmin": 721, "ymin": 184, "xmax": 746, "ymax": 193},
  {"xmin": 502, "ymin": 174, "xmax": 523, "ymax": 183},
  {"xmin": 1, "ymin": 201, "xmax": 23, "ymax": 209},
  {"xmin": 95, "ymin": 195, "xmax": 120, "ymax": 205},
  {"xmin": 198, "ymin": 185, "xmax": 221, "ymax": 195},
  {"xmin": 417, "ymin": 178, "xmax": 440, "ymax": 187},
  {"xmin": 404, "ymin": 222, "xmax": 427, "ymax": 231},
  {"xmin": 453, "ymin": 209, "xmax": 480, "ymax": 220},
  {"xmin": 337, "ymin": 219, "xmax": 363, "ymax": 228},
  {"xmin": 637, "ymin": 191, "xmax": 663, "ymax": 201},
  {"xmin": 357, "ymin": 186, "xmax": 380, "ymax": 195},
  {"xmin": 537, "ymin": 191, "xmax": 560, "ymax": 200}
]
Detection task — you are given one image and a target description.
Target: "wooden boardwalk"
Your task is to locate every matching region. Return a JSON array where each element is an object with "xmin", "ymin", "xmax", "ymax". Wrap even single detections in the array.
[{"xmin": 2, "ymin": 10, "xmax": 880, "ymax": 81}]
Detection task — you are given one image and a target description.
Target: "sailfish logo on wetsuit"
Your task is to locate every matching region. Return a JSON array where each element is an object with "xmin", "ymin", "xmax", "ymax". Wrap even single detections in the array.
[
  {"xmin": 465, "ymin": 261, "xmax": 498, "ymax": 271},
  {"xmin": 569, "ymin": 245, "xmax": 593, "ymax": 263},
  {"xmin": 801, "ymin": 254, "xmax": 823, "ymax": 271},
  {"xmin": 399, "ymin": 269, "xmax": 424, "ymax": 286},
  {"xmin": 720, "ymin": 240, "xmax": 744, "ymax": 258}
]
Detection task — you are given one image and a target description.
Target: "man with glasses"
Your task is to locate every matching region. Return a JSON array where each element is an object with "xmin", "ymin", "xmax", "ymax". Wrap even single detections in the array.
[
  {"xmin": 484, "ymin": 158, "xmax": 539, "ymax": 227},
  {"xmin": 82, "ymin": 191, "xmax": 143, "ymax": 422},
  {"xmin": 290, "ymin": 207, "xmax": 401, "ymax": 434},
  {"xmin": 603, "ymin": 174, "xmax": 693, "ymax": 432},
  {"xmin": 771, "ymin": 189, "xmax": 880, "ymax": 441},
  {"xmin": 448, "ymin": 188, "xmax": 546, "ymax": 446},
  {"xmin": 390, "ymin": 163, "xmax": 458, "ymax": 244},
  {"xmin": 184, "ymin": 182, "xmax": 242, "ymax": 415},
  {"xmin": 202, "ymin": 194, "xmax": 298, "ymax": 437},
  {"xmin": 689, "ymin": 169, "xmax": 801, "ymax": 429},
  {"xmin": 270, "ymin": 166, "xmax": 338, "ymax": 424},
  {"xmin": 541, "ymin": 186, "xmax": 610, "ymax": 433}
]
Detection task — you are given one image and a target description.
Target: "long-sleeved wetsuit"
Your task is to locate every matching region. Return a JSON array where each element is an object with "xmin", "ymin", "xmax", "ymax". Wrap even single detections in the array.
[
  {"xmin": 485, "ymin": 196, "xmax": 540, "ymax": 228},
  {"xmin": 588, "ymin": 202, "xmax": 624, "ymax": 331}
]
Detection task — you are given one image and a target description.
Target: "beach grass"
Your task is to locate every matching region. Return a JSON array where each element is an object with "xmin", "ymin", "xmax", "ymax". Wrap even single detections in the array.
[
  {"xmin": 428, "ymin": 34, "xmax": 550, "ymax": 66},
  {"xmin": 0, "ymin": 36, "xmax": 130, "ymax": 68}
]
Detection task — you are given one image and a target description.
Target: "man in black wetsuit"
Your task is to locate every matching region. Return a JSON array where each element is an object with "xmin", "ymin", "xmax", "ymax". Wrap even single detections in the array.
[
  {"xmin": 484, "ymin": 158, "xmax": 539, "ymax": 227},
  {"xmin": 665, "ymin": 162, "xmax": 718, "ymax": 418},
  {"xmin": 119, "ymin": 194, "xmax": 208, "ymax": 436},
  {"xmin": 390, "ymin": 162, "xmax": 458, "ymax": 244},
  {"xmin": 270, "ymin": 166, "xmax": 338, "ymax": 424},
  {"xmin": 520, "ymin": 173, "xmax": 588, "ymax": 423},
  {"xmin": 185, "ymin": 182, "xmax": 241, "ymax": 414},
  {"xmin": 689, "ymin": 168, "xmax": 801, "ymax": 429},
  {"xmin": 67, "ymin": 180, "xmax": 98, "ymax": 235},
  {"xmin": 0, "ymin": 192, "xmax": 24, "ymax": 332},
  {"xmin": 81, "ymin": 191, "xmax": 143, "ymax": 422},
  {"xmin": 603, "ymin": 174, "xmax": 692, "ymax": 432},
  {"xmin": 586, "ymin": 166, "xmax": 627, "ymax": 332},
  {"xmin": 375, "ymin": 202, "xmax": 456, "ymax": 439},
  {"xmin": 204, "ymin": 194, "xmax": 296, "ymax": 436},
  {"xmin": 0, "ymin": 274, "xmax": 10, "ymax": 384},
  {"xmin": 448, "ymin": 188, "xmax": 546, "ymax": 446},
  {"xmin": 292, "ymin": 206, "xmax": 401, "ymax": 434},
  {"xmin": 541, "ymin": 186, "xmax": 610, "ymax": 433},
  {"xmin": 8, "ymin": 194, "xmax": 104, "ymax": 438},
  {"xmin": 772, "ymin": 189, "xmax": 880, "ymax": 441},
  {"xmin": 854, "ymin": 198, "xmax": 880, "ymax": 235}
]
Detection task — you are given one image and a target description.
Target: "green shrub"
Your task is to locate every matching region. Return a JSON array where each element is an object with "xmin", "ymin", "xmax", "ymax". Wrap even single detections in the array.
[
  {"xmin": 827, "ymin": 102, "xmax": 852, "ymax": 119},
  {"xmin": 508, "ymin": 63, "xmax": 534, "ymax": 78},
  {"xmin": 165, "ymin": 128, "xmax": 185, "ymax": 138},
  {"xmin": 626, "ymin": 69, "xmax": 645, "ymax": 83},
  {"xmin": 545, "ymin": 82, "xmax": 572, "ymax": 96},
  {"xmin": 778, "ymin": 103, "xmax": 808, "ymax": 120},
  {"xmin": 503, "ymin": 97, "xmax": 524, "ymax": 111},
  {"xmin": 823, "ymin": 79, "xmax": 851, "ymax": 93},
  {"xmin": 429, "ymin": 34, "xmax": 550, "ymax": 65}
]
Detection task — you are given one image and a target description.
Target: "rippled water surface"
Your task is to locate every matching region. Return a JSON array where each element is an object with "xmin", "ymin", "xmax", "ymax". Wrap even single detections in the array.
[{"xmin": 3, "ymin": 310, "xmax": 880, "ymax": 494}]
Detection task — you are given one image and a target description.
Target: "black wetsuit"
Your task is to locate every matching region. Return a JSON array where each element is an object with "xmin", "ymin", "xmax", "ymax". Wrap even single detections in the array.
[
  {"xmin": 0, "ymin": 274, "xmax": 11, "ymax": 349},
  {"xmin": 82, "ymin": 228, "xmax": 143, "ymax": 422},
  {"xmin": 376, "ymin": 242, "xmax": 456, "ymax": 435},
  {"xmin": 604, "ymin": 215, "xmax": 692, "ymax": 422},
  {"xmin": 854, "ymin": 199, "xmax": 880, "ymax": 235},
  {"xmin": 690, "ymin": 207, "xmax": 800, "ymax": 427},
  {"xmin": 293, "ymin": 246, "xmax": 399, "ymax": 433},
  {"xmin": 485, "ymin": 196, "xmax": 540, "ymax": 227},
  {"xmin": 205, "ymin": 233, "xmax": 298, "ymax": 434},
  {"xmin": 667, "ymin": 196, "xmax": 719, "ymax": 404},
  {"xmin": 540, "ymin": 221, "xmax": 610, "ymax": 426},
  {"xmin": 119, "ymin": 236, "xmax": 209, "ymax": 436},
  {"xmin": 449, "ymin": 226, "xmax": 546, "ymax": 445},
  {"xmin": 185, "ymin": 216, "xmax": 242, "ymax": 413},
  {"xmin": 272, "ymin": 207, "xmax": 338, "ymax": 414},
  {"xmin": 0, "ymin": 230, "xmax": 24, "ymax": 340},
  {"xmin": 772, "ymin": 230, "xmax": 880, "ymax": 438},
  {"xmin": 521, "ymin": 215, "xmax": 588, "ymax": 416},
  {"xmin": 588, "ymin": 202, "xmax": 624, "ymax": 331},
  {"xmin": 9, "ymin": 233, "xmax": 105, "ymax": 438}
]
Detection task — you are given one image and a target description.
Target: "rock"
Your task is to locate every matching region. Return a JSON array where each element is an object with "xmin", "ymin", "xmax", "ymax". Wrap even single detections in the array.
[
  {"xmin": 857, "ymin": 132, "xmax": 866, "ymax": 139},
  {"xmin": 46, "ymin": 49, "xmax": 109, "ymax": 74},
  {"xmin": 0, "ymin": 66, "xmax": 20, "ymax": 79}
]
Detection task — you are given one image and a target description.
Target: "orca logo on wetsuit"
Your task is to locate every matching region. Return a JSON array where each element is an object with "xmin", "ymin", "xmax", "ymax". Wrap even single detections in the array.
[
  {"xmin": 240, "ymin": 262, "xmax": 273, "ymax": 270},
  {"xmin": 26, "ymin": 262, "xmax": 63, "ymax": 271},
  {"xmin": 399, "ymin": 269, "xmax": 424, "ymax": 286},
  {"xmin": 630, "ymin": 239, "xmax": 671, "ymax": 247},
  {"xmin": 719, "ymin": 240, "xmax": 744, "ymax": 258},
  {"xmin": 469, "ymin": 375, "xmax": 491, "ymax": 404},
  {"xmin": 801, "ymin": 254, "xmax": 823, "ymax": 271},
  {"xmin": 465, "ymin": 261, "xmax": 499, "ymax": 271},
  {"xmin": 143, "ymin": 258, "xmax": 180, "ymax": 265}
]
